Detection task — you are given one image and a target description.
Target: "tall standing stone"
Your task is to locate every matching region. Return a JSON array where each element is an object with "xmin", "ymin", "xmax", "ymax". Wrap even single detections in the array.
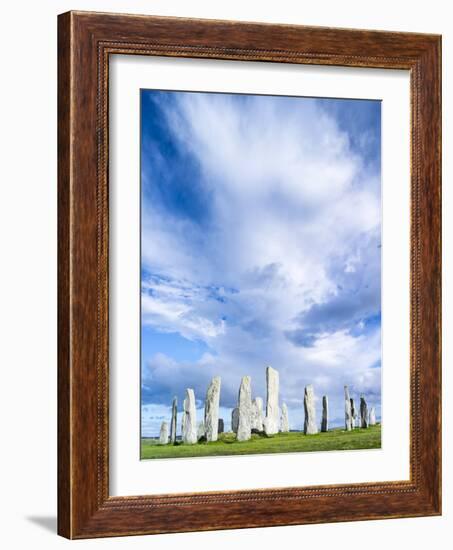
[
  {"xmin": 251, "ymin": 397, "xmax": 264, "ymax": 431},
  {"xmin": 237, "ymin": 376, "xmax": 252, "ymax": 441},
  {"xmin": 280, "ymin": 402, "xmax": 289, "ymax": 432},
  {"xmin": 350, "ymin": 398, "xmax": 356, "ymax": 430},
  {"xmin": 170, "ymin": 396, "xmax": 177, "ymax": 444},
  {"xmin": 181, "ymin": 397, "xmax": 187, "ymax": 435},
  {"xmin": 204, "ymin": 376, "xmax": 221, "ymax": 442},
  {"xmin": 183, "ymin": 388, "xmax": 197, "ymax": 444},
  {"xmin": 369, "ymin": 406, "xmax": 376, "ymax": 426},
  {"xmin": 304, "ymin": 385, "xmax": 318, "ymax": 435},
  {"xmin": 231, "ymin": 407, "xmax": 239, "ymax": 433},
  {"xmin": 218, "ymin": 418, "xmax": 224, "ymax": 434},
  {"xmin": 344, "ymin": 386, "xmax": 353, "ymax": 431},
  {"xmin": 264, "ymin": 366, "xmax": 279, "ymax": 435},
  {"xmin": 159, "ymin": 421, "xmax": 169, "ymax": 445},
  {"xmin": 321, "ymin": 395, "xmax": 329, "ymax": 432},
  {"xmin": 360, "ymin": 396, "xmax": 369, "ymax": 428}
]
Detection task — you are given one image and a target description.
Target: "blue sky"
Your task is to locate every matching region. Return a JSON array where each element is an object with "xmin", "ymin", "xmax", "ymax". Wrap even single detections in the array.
[{"xmin": 140, "ymin": 90, "xmax": 381, "ymax": 437}]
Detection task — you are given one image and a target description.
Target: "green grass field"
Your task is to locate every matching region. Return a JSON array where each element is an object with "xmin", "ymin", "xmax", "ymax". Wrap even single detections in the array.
[{"xmin": 141, "ymin": 424, "xmax": 381, "ymax": 460}]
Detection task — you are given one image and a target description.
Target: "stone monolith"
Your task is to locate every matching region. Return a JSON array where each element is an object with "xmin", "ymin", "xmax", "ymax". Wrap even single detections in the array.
[
  {"xmin": 280, "ymin": 402, "xmax": 289, "ymax": 432},
  {"xmin": 183, "ymin": 389, "xmax": 197, "ymax": 444},
  {"xmin": 264, "ymin": 366, "xmax": 279, "ymax": 435},
  {"xmin": 231, "ymin": 407, "xmax": 239, "ymax": 433},
  {"xmin": 369, "ymin": 406, "xmax": 376, "ymax": 426},
  {"xmin": 344, "ymin": 386, "xmax": 353, "ymax": 431},
  {"xmin": 218, "ymin": 418, "xmax": 224, "ymax": 434},
  {"xmin": 204, "ymin": 376, "xmax": 221, "ymax": 442},
  {"xmin": 304, "ymin": 384, "xmax": 318, "ymax": 435},
  {"xmin": 181, "ymin": 397, "xmax": 187, "ymax": 435},
  {"xmin": 251, "ymin": 397, "xmax": 264, "ymax": 431},
  {"xmin": 360, "ymin": 396, "xmax": 369, "ymax": 428},
  {"xmin": 237, "ymin": 376, "xmax": 252, "ymax": 441},
  {"xmin": 170, "ymin": 396, "xmax": 177, "ymax": 444},
  {"xmin": 321, "ymin": 395, "xmax": 329, "ymax": 432},
  {"xmin": 350, "ymin": 398, "xmax": 356, "ymax": 430},
  {"xmin": 159, "ymin": 421, "xmax": 169, "ymax": 445}
]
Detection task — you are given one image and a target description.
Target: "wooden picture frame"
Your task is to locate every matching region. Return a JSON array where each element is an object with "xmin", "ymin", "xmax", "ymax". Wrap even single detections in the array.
[{"xmin": 58, "ymin": 10, "xmax": 441, "ymax": 539}]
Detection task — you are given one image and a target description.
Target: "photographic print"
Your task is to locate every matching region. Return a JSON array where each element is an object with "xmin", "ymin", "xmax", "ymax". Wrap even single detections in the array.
[{"xmin": 140, "ymin": 89, "xmax": 382, "ymax": 460}]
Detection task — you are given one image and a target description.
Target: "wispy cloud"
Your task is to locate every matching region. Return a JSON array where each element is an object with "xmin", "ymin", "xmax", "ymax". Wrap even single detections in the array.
[{"xmin": 142, "ymin": 275, "xmax": 226, "ymax": 341}]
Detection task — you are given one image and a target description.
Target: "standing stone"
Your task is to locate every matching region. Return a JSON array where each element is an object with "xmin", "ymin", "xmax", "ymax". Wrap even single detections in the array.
[
  {"xmin": 170, "ymin": 396, "xmax": 177, "ymax": 444},
  {"xmin": 237, "ymin": 376, "xmax": 252, "ymax": 441},
  {"xmin": 280, "ymin": 403, "xmax": 289, "ymax": 432},
  {"xmin": 197, "ymin": 420, "xmax": 206, "ymax": 441},
  {"xmin": 360, "ymin": 396, "xmax": 369, "ymax": 428},
  {"xmin": 183, "ymin": 388, "xmax": 197, "ymax": 444},
  {"xmin": 159, "ymin": 421, "xmax": 169, "ymax": 445},
  {"xmin": 369, "ymin": 406, "xmax": 376, "ymax": 426},
  {"xmin": 231, "ymin": 407, "xmax": 239, "ymax": 433},
  {"xmin": 264, "ymin": 366, "xmax": 279, "ymax": 435},
  {"xmin": 344, "ymin": 386, "xmax": 353, "ymax": 431},
  {"xmin": 204, "ymin": 376, "xmax": 221, "ymax": 442},
  {"xmin": 321, "ymin": 395, "xmax": 329, "ymax": 432},
  {"xmin": 304, "ymin": 385, "xmax": 318, "ymax": 435},
  {"xmin": 251, "ymin": 397, "xmax": 264, "ymax": 431},
  {"xmin": 218, "ymin": 418, "xmax": 224, "ymax": 434},
  {"xmin": 350, "ymin": 398, "xmax": 357, "ymax": 430},
  {"xmin": 181, "ymin": 397, "xmax": 187, "ymax": 435}
]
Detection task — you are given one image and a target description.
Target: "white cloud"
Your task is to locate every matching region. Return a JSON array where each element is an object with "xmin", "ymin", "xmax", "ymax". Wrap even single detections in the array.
[{"xmin": 141, "ymin": 279, "xmax": 226, "ymax": 342}]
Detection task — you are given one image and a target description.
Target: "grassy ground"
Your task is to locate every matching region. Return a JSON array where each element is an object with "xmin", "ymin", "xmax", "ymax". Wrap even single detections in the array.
[{"xmin": 141, "ymin": 424, "xmax": 381, "ymax": 460}]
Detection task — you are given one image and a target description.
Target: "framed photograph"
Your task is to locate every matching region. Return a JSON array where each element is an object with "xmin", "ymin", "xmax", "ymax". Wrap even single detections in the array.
[{"xmin": 58, "ymin": 11, "xmax": 441, "ymax": 538}]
